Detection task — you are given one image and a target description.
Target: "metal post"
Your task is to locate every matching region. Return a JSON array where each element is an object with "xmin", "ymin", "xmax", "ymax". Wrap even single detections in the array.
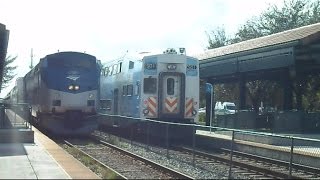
[
  {"xmin": 146, "ymin": 121, "xmax": 150, "ymax": 151},
  {"xmin": 29, "ymin": 106, "xmax": 32, "ymax": 129},
  {"xmin": 192, "ymin": 125, "xmax": 196, "ymax": 166},
  {"xmin": 25, "ymin": 106, "xmax": 28, "ymax": 128},
  {"xmin": 166, "ymin": 123, "xmax": 169, "ymax": 158},
  {"xmin": 210, "ymin": 88, "xmax": 213, "ymax": 133},
  {"xmin": 130, "ymin": 126, "xmax": 133, "ymax": 146},
  {"xmin": 289, "ymin": 137, "xmax": 294, "ymax": 178},
  {"xmin": 206, "ymin": 83, "xmax": 213, "ymax": 130},
  {"xmin": 0, "ymin": 104, "xmax": 4, "ymax": 128},
  {"xmin": 228, "ymin": 130, "xmax": 235, "ymax": 179},
  {"xmin": 14, "ymin": 106, "xmax": 17, "ymax": 126}
]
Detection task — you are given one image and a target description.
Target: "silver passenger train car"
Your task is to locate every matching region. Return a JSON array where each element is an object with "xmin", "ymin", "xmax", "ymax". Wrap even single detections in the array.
[{"xmin": 99, "ymin": 48, "xmax": 199, "ymax": 138}]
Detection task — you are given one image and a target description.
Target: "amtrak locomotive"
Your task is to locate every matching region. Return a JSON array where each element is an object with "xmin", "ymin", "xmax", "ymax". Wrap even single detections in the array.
[
  {"xmin": 6, "ymin": 51, "xmax": 100, "ymax": 135},
  {"xmin": 99, "ymin": 48, "xmax": 199, "ymax": 138}
]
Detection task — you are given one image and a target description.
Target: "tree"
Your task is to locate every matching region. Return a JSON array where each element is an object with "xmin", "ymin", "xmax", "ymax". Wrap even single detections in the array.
[
  {"xmin": 235, "ymin": 0, "xmax": 320, "ymax": 41},
  {"xmin": 206, "ymin": 26, "xmax": 230, "ymax": 49},
  {"xmin": 1, "ymin": 55, "xmax": 17, "ymax": 90}
]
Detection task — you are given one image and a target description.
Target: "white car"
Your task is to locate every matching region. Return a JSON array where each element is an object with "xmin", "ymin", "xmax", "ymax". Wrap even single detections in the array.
[{"xmin": 198, "ymin": 107, "xmax": 206, "ymax": 113}]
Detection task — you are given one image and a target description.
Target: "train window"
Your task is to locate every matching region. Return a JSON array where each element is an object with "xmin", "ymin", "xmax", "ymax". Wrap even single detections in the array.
[
  {"xmin": 106, "ymin": 67, "xmax": 110, "ymax": 76},
  {"xmin": 100, "ymin": 99, "xmax": 111, "ymax": 110},
  {"xmin": 109, "ymin": 66, "xmax": 114, "ymax": 75},
  {"xmin": 113, "ymin": 64, "xmax": 118, "ymax": 75},
  {"xmin": 101, "ymin": 68, "xmax": 105, "ymax": 76},
  {"xmin": 122, "ymin": 85, "xmax": 127, "ymax": 96},
  {"xmin": 143, "ymin": 78, "xmax": 157, "ymax": 94},
  {"xmin": 167, "ymin": 78, "xmax": 175, "ymax": 95},
  {"xmin": 118, "ymin": 62, "xmax": 122, "ymax": 73},
  {"xmin": 129, "ymin": 61, "xmax": 134, "ymax": 69},
  {"xmin": 127, "ymin": 84, "xmax": 133, "ymax": 96},
  {"xmin": 48, "ymin": 58, "xmax": 94, "ymax": 69}
]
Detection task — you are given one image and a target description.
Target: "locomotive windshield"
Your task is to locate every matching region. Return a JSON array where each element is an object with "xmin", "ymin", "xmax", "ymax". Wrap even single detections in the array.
[
  {"xmin": 47, "ymin": 53, "xmax": 95, "ymax": 69},
  {"xmin": 143, "ymin": 78, "xmax": 157, "ymax": 94}
]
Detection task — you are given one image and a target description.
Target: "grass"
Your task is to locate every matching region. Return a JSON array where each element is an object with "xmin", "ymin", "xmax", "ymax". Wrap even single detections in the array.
[{"xmin": 63, "ymin": 145, "xmax": 123, "ymax": 179}]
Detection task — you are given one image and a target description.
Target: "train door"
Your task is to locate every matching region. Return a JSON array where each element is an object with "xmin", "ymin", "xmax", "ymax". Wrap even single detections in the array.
[
  {"xmin": 159, "ymin": 72, "xmax": 185, "ymax": 119},
  {"xmin": 113, "ymin": 88, "xmax": 119, "ymax": 115}
]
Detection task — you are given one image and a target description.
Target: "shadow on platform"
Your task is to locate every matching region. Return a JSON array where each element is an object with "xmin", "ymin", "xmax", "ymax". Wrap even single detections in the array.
[{"xmin": 0, "ymin": 143, "xmax": 27, "ymax": 157}]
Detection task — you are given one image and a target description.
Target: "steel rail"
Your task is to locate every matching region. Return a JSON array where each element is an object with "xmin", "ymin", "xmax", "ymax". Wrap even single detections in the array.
[{"xmin": 90, "ymin": 134, "xmax": 194, "ymax": 179}]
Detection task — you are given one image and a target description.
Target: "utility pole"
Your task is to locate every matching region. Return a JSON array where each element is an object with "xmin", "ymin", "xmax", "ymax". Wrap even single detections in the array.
[{"xmin": 29, "ymin": 48, "xmax": 34, "ymax": 69}]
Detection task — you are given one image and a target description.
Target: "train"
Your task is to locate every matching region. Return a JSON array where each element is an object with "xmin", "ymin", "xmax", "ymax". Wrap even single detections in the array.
[
  {"xmin": 98, "ymin": 48, "xmax": 199, "ymax": 139},
  {"xmin": 4, "ymin": 51, "xmax": 101, "ymax": 135}
]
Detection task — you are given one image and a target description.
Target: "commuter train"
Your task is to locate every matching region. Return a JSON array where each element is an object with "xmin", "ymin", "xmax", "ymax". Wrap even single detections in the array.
[
  {"xmin": 5, "ymin": 51, "xmax": 101, "ymax": 135},
  {"xmin": 99, "ymin": 48, "xmax": 199, "ymax": 139}
]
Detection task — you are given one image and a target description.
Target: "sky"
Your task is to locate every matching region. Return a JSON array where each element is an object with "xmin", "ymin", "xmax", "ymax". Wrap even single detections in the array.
[{"xmin": 0, "ymin": 0, "xmax": 283, "ymax": 97}]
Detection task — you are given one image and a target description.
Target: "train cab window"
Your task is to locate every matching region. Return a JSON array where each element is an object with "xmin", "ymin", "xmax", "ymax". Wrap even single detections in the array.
[
  {"xmin": 122, "ymin": 85, "xmax": 127, "ymax": 96},
  {"xmin": 127, "ymin": 84, "xmax": 133, "ymax": 96},
  {"xmin": 109, "ymin": 66, "xmax": 114, "ymax": 76},
  {"xmin": 100, "ymin": 99, "xmax": 111, "ymax": 110},
  {"xmin": 143, "ymin": 78, "xmax": 157, "ymax": 94},
  {"xmin": 129, "ymin": 61, "xmax": 134, "ymax": 69},
  {"xmin": 167, "ymin": 78, "xmax": 175, "ymax": 95}
]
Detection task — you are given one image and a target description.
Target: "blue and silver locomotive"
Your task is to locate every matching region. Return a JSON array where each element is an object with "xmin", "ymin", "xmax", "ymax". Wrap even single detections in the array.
[{"xmin": 21, "ymin": 51, "xmax": 100, "ymax": 135}]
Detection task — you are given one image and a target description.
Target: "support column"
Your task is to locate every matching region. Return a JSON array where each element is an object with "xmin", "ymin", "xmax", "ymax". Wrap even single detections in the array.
[
  {"xmin": 205, "ymin": 82, "xmax": 214, "ymax": 126},
  {"xmin": 283, "ymin": 70, "xmax": 293, "ymax": 110},
  {"xmin": 239, "ymin": 73, "xmax": 246, "ymax": 110},
  {"xmin": 296, "ymin": 76, "xmax": 303, "ymax": 111}
]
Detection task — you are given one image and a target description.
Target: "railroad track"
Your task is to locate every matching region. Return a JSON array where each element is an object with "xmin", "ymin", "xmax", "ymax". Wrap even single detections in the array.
[
  {"xmin": 63, "ymin": 136, "xmax": 193, "ymax": 179},
  {"xmin": 93, "ymin": 130, "xmax": 271, "ymax": 179},
  {"xmin": 92, "ymin": 130, "xmax": 320, "ymax": 179},
  {"xmin": 174, "ymin": 146, "xmax": 320, "ymax": 179}
]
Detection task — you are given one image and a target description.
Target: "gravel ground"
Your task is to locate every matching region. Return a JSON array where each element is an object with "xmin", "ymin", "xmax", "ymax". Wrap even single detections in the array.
[{"xmin": 95, "ymin": 131, "xmax": 249, "ymax": 179}]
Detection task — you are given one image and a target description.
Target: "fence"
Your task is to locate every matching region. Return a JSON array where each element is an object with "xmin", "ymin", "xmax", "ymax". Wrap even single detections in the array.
[
  {"xmin": 98, "ymin": 113, "xmax": 320, "ymax": 178},
  {"xmin": 0, "ymin": 103, "xmax": 32, "ymax": 129}
]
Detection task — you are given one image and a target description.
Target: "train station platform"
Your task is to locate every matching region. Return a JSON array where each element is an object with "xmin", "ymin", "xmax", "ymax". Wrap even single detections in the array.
[
  {"xmin": 196, "ymin": 128, "xmax": 320, "ymax": 169},
  {"xmin": 0, "ymin": 127, "xmax": 100, "ymax": 179},
  {"xmin": 0, "ymin": 108, "xmax": 100, "ymax": 179},
  {"xmin": 0, "ymin": 108, "xmax": 33, "ymax": 143}
]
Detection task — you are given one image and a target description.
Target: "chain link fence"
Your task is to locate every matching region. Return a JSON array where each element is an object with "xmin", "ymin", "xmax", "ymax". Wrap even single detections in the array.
[{"xmin": 98, "ymin": 113, "xmax": 320, "ymax": 178}]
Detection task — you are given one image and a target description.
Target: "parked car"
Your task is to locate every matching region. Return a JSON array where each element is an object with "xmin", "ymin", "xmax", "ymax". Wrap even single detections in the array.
[
  {"xmin": 215, "ymin": 101, "xmax": 236, "ymax": 115},
  {"xmin": 198, "ymin": 107, "xmax": 206, "ymax": 113}
]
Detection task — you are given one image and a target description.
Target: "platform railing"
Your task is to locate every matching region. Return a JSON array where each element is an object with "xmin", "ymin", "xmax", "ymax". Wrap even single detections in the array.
[
  {"xmin": 97, "ymin": 112, "xmax": 320, "ymax": 178},
  {"xmin": 0, "ymin": 103, "xmax": 32, "ymax": 129},
  {"xmin": 199, "ymin": 125, "xmax": 320, "ymax": 178}
]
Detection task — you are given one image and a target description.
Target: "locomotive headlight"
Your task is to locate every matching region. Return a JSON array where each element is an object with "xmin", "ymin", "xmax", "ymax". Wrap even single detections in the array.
[
  {"xmin": 88, "ymin": 93, "xmax": 94, "ymax": 99},
  {"xmin": 74, "ymin": 85, "xmax": 80, "ymax": 90},
  {"xmin": 68, "ymin": 85, "xmax": 74, "ymax": 90},
  {"xmin": 167, "ymin": 64, "xmax": 177, "ymax": 70}
]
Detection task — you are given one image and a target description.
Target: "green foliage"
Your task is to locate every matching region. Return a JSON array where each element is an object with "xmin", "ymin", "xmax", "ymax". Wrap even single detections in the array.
[
  {"xmin": 2, "ymin": 55, "xmax": 17, "ymax": 89},
  {"xmin": 206, "ymin": 26, "xmax": 230, "ymax": 49},
  {"xmin": 198, "ymin": 112, "xmax": 206, "ymax": 124},
  {"xmin": 246, "ymin": 80, "xmax": 281, "ymax": 112},
  {"xmin": 214, "ymin": 83, "xmax": 239, "ymax": 103},
  {"xmin": 299, "ymin": 75, "xmax": 320, "ymax": 112}
]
